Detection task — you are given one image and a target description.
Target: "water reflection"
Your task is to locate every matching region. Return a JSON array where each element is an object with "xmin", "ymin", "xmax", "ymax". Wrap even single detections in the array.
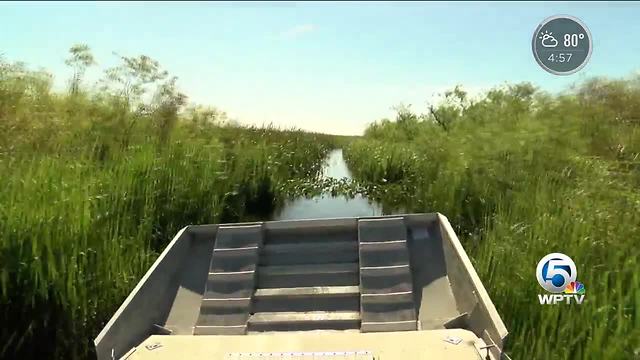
[{"xmin": 271, "ymin": 149, "xmax": 384, "ymax": 220}]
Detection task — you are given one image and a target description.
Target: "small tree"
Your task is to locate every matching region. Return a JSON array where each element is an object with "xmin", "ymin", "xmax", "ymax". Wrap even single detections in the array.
[
  {"xmin": 103, "ymin": 53, "xmax": 168, "ymax": 109},
  {"xmin": 427, "ymin": 85, "xmax": 470, "ymax": 132},
  {"xmin": 185, "ymin": 105, "xmax": 229, "ymax": 131},
  {"xmin": 100, "ymin": 53, "xmax": 171, "ymax": 148},
  {"xmin": 151, "ymin": 76, "xmax": 187, "ymax": 144},
  {"xmin": 65, "ymin": 44, "xmax": 95, "ymax": 95},
  {"xmin": 392, "ymin": 104, "xmax": 420, "ymax": 140}
]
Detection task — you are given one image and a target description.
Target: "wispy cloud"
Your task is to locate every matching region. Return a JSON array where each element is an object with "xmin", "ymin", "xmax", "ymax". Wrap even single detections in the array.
[{"xmin": 281, "ymin": 24, "xmax": 316, "ymax": 39}]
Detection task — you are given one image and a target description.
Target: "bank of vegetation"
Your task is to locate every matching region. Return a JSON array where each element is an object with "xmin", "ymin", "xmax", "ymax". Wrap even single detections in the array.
[
  {"xmin": 0, "ymin": 45, "xmax": 334, "ymax": 359},
  {"xmin": 344, "ymin": 80, "xmax": 640, "ymax": 359}
]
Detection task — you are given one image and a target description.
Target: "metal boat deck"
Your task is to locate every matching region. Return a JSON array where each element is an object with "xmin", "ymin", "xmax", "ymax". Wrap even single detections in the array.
[{"xmin": 94, "ymin": 213, "xmax": 507, "ymax": 360}]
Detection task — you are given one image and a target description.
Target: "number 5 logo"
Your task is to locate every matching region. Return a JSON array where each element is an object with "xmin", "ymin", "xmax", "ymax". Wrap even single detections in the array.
[{"xmin": 536, "ymin": 253, "xmax": 577, "ymax": 293}]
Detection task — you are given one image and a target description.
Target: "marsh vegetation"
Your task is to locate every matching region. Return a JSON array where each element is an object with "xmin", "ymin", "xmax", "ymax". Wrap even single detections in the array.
[
  {"xmin": 1, "ymin": 44, "xmax": 639, "ymax": 359},
  {"xmin": 0, "ymin": 46, "xmax": 335, "ymax": 358},
  {"xmin": 344, "ymin": 81, "xmax": 640, "ymax": 359}
]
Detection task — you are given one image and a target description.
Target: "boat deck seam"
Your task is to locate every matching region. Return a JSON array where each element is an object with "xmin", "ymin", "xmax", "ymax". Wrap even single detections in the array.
[
  {"xmin": 194, "ymin": 325, "xmax": 247, "ymax": 328},
  {"xmin": 361, "ymin": 291, "xmax": 413, "ymax": 297},
  {"xmin": 359, "ymin": 240, "xmax": 407, "ymax": 245},
  {"xmin": 202, "ymin": 297, "xmax": 252, "ymax": 301},
  {"xmin": 361, "ymin": 320, "xmax": 417, "ymax": 325},
  {"xmin": 360, "ymin": 264, "xmax": 409, "ymax": 270},
  {"xmin": 214, "ymin": 246, "xmax": 259, "ymax": 252},
  {"xmin": 209, "ymin": 270, "xmax": 255, "ymax": 275}
]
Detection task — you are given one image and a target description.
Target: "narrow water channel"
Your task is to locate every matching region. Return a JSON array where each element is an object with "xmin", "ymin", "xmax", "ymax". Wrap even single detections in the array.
[{"xmin": 271, "ymin": 149, "xmax": 384, "ymax": 220}]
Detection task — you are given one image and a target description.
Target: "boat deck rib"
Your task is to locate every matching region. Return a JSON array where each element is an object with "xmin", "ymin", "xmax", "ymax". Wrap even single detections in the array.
[
  {"xmin": 358, "ymin": 217, "xmax": 418, "ymax": 332},
  {"xmin": 193, "ymin": 224, "xmax": 263, "ymax": 335}
]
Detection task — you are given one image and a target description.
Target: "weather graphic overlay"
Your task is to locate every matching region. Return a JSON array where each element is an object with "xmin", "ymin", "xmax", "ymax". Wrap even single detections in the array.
[{"xmin": 532, "ymin": 15, "xmax": 592, "ymax": 75}]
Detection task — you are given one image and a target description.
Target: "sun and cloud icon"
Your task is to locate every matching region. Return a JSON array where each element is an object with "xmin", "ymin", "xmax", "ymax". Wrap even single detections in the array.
[{"xmin": 539, "ymin": 30, "xmax": 558, "ymax": 48}]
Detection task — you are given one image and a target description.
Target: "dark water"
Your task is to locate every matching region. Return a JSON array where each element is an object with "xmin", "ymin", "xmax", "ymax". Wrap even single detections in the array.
[{"xmin": 271, "ymin": 149, "xmax": 384, "ymax": 220}]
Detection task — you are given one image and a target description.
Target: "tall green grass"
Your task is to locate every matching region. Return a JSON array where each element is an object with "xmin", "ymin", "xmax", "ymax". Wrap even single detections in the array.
[
  {"xmin": 344, "ymin": 80, "xmax": 640, "ymax": 359},
  {"xmin": 0, "ymin": 51, "xmax": 334, "ymax": 359}
]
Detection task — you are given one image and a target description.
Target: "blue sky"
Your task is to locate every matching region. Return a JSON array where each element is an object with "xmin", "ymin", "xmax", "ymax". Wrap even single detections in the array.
[{"xmin": 2, "ymin": 2, "xmax": 640, "ymax": 135}]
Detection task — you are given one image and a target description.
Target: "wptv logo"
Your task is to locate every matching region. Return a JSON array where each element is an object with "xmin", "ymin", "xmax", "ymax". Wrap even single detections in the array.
[{"xmin": 536, "ymin": 253, "xmax": 586, "ymax": 305}]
